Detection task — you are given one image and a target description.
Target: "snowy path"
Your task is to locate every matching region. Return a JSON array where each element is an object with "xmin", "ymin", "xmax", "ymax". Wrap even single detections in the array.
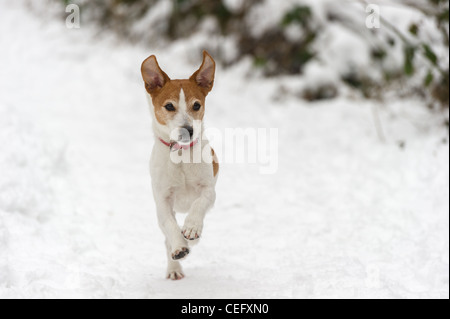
[{"xmin": 0, "ymin": 1, "xmax": 448, "ymax": 298}]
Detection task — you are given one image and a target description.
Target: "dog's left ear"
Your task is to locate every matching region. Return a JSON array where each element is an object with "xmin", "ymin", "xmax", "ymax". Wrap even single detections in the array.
[{"xmin": 190, "ymin": 51, "xmax": 216, "ymax": 94}]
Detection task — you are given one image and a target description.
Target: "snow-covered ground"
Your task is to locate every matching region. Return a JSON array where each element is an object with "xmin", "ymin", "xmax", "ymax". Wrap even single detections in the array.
[{"xmin": 0, "ymin": 0, "xmax": 448, "ymax": 299}]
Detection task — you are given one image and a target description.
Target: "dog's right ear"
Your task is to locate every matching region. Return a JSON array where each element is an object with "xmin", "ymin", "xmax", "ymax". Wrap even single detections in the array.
[{"xmin": 141, "ymin": 55, "xmax": 170, "ymax": 94}]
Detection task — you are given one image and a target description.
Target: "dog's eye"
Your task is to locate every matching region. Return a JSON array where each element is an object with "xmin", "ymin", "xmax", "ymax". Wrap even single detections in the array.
[
  {"xmin": 164, "ymin": 103, "xmax": 175, "ymax": 112},
  {"xmin": 193, "ymin": 102, "xmax": 201, "ymax": 111}
]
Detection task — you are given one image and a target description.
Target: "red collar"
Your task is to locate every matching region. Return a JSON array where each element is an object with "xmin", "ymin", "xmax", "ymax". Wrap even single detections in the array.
[{"xmin": 159, "ymin": 138, "xmax": 199, "ymax": 152}]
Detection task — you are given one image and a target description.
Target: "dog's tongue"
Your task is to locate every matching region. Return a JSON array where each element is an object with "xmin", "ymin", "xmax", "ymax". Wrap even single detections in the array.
[{"xmin": 170, "ymin": 139, "xmax": 199, "ymax": 152}]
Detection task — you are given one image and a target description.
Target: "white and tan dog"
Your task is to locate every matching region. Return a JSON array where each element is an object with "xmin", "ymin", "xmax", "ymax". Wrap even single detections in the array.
[{"xmin": 141, "ymin": 51, "xmax": 219, "ymax": 280}]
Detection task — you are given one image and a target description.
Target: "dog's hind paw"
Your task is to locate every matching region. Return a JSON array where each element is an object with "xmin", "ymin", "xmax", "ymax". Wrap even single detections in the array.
[
  {"xmin": 172, "ymin": 247, "xmax": 189, "ymax": 260},
  {"xmin": 167, "ymin": 270, "xmax": 185, "ymax": 280}
]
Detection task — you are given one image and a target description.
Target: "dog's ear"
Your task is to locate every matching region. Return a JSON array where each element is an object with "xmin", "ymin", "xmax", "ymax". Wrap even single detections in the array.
[
  {"xmin": 141, "ymin": 55, "xmax": 170, "ymax": 94},
  {"xmin": 190, "ymin": 51, "xmax": 216, "ymax": 94}
]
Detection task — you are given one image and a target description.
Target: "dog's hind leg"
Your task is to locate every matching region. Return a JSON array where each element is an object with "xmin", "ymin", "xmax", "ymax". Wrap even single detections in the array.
[{"xmin": 165, "ymin": 239, "xmax": 185, "ymax": 280}]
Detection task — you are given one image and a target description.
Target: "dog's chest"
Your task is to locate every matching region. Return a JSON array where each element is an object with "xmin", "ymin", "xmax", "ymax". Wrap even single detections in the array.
[
  {"xmin": 169, "ymin": 163, "xmax": 204, "ymax": 212},
  {"xmin": 167, "ymin": 160, "xmax": 202, "ymax": 184},
  {"xmin": 151, "ymin": 144, "xmax": 213, "ymax": 212}
]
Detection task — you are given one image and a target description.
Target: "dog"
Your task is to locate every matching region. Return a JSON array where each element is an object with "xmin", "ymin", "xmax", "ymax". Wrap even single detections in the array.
[{"xmin": 141, "ymin": 51, "xmax": 219, "ymax": 280}]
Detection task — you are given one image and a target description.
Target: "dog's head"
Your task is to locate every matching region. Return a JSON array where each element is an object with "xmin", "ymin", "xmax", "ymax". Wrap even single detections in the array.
[{"xmin": 141, "ymin": 51, "xmax": 215, "ymax": 144}]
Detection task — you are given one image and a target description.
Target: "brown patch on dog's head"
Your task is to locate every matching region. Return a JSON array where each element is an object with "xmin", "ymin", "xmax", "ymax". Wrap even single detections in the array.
[
  {"xmin": 141, "ymin": 51, "xmax": 215, "ymax": 128},
  {"xmin": 150, "ymin": 81, "xmax": 180, "ymax": 125},
  {"xmin": 180, "ymin": 80, "xmax": 207, "ymax": 121}
]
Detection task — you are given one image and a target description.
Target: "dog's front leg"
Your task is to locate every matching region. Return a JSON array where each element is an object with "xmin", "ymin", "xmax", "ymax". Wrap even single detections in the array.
[
  {"xmin": 155, "ymin": 195, "xmax": 189, "ymax": 262},
  {"xmin": 182, "ymin": 186, "xmax": 216, "ymax": 241}
]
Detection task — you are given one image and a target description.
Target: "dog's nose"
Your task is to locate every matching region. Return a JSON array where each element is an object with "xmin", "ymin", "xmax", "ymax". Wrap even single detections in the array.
[{"xmin": 183, "ymin": 126, "xmax": 194, "ymax": 138}]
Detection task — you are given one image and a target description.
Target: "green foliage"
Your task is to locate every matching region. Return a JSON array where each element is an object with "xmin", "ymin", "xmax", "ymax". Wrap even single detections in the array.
[
  {"xmin": 409, "ymin": 23, "xmax": 419, "ymax": 36},
  {"xmin": 281, "ymin": 6, "xmax": 312, "ymax": 28},
  {"xmin": 117, "ymin": 0, "xmax": 144, "ymax": 4},
  {"xmin": 438, "ymin": 9, "xmax": 449, "ymax": 23},
  {"xmin": 404, "ymin": 46, "xmax": 416, "ymax": 76},
  {"xmin": 302, "ymin": 84, "xmax": 338, "ymax": 101},
  {"xmin": 54, "ymin": 0, "xmax": 448, "ymax": 109},
  {"xmin": 253, "ymin": 56, "xmax": 267, "ymax": 68},
  {"xmin": 422, "ymin": 44, "xmax": 438, "ymax": 66},
  {"xmin": 169, "ymin": 0, "xmax": 235, "ymax": 38},
  {"xmin": 432, "ymin": 69, "xmax": 449, "ymax": 108},
  {"xmin": 424, "ymin": 70, "xmax": 434, "ymax": 87},
  {"xmin": 381, "ymin": 0, "xmax": 447, "ymax": 108},
  {"xmin": 371, "ymin": 48, "xmax": 387, "ymax": 61},
  {"xmin": 429, "ymin": 0, "xmax": 448, "ymax": 5}
]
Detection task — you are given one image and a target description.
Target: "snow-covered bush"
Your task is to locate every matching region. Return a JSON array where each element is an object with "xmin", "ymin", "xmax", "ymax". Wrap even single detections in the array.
[{"xmin": 57, "ymin": 0, "xmax": 449, "ymax": 109}]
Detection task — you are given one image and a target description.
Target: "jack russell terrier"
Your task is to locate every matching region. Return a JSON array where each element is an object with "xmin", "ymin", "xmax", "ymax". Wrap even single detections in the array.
[{"xmin": 141, "ymin": 51, "xmax": 219, "ymax": 280}]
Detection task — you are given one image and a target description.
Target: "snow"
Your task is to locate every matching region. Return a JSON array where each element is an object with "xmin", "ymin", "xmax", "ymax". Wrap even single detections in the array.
[{"xmin": 0, "ymin": 0, "xmax": 449, "ymax": 299}]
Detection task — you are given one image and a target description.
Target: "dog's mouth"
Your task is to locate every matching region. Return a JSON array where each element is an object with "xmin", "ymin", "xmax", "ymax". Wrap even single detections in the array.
[
  {"xmin": 176, "ymin": 126, "xmax": 194, "ymax": 145},
  {"xmin": 177, "ymin": 138, "xmax": 192, "ymax": 145}
]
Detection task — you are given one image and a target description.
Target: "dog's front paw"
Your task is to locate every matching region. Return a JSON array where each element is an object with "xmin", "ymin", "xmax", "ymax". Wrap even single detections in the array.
[
  {"xmin": 182, "ymin": 219, "xmax": 203, "ymax": 241},
  {"xmin": 172, "ymin": 247, "xmax": 190, "ymax": 260}
]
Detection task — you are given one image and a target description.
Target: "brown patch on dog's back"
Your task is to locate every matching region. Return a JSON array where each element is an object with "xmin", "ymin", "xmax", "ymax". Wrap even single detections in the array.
[{"xmin": 211, "ymin": 148, "xmax": 219, "ymax": 177}]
